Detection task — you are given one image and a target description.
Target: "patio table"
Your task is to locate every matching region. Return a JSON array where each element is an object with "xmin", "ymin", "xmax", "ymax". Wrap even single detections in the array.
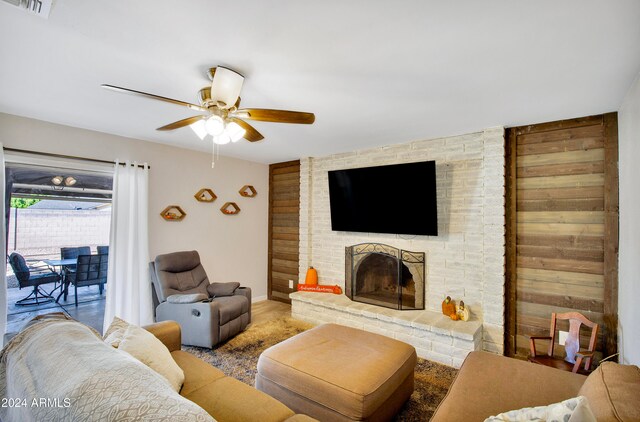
[{"xmin": 42, "ymin": 258, "xmax": 77, "ymax": 302}]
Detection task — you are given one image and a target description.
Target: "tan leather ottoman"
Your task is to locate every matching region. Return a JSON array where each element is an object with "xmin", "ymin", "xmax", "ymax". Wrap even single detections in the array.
[{"xmin": 256, "ymin": 323, "xmax": 417, "ymax": 422}]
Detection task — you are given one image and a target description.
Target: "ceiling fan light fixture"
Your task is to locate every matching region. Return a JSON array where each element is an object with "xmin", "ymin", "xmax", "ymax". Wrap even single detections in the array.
[
  {"xmin": 210, "ymin": 66, "xmax": 244, "ymax": 110},
  {"xmin": 213, "ymin": 133, "xmax": 231, "ymax": 145},
  {"xmin": 226, "ymin": 121, "xmax": 246, "ymax": 143},
  {"xmin": 190, "ymin": 119, "xmax": 208, "ymax": 140},
  {"xmin": 64, "ymin": 176, "xmax": 77, "ymax": 186},
  {"xmin": 205, "ymin": 115, "xmax": 225, "ymax": 136},
  {"xmin": 51, "ymin": 175, "xmax": 63, "ymax": 185}
]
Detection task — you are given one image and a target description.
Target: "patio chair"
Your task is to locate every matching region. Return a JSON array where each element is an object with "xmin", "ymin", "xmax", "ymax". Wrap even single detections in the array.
[
  {"xmin": 8, "ymin": 252, "xmax": 61, "ymax": 306},
  {"xmin": 64, "ymin": 254, "xmax": 108, "ymax": 306},
  {"xmin": 97, "ymin": 245, "xmax": 109, "ymax": 255},
  {"xmin": 61, "ymin": 246, "xmax": 91, "ymax": 260},
  {"xmin": 60, "ymin": 246, "xmax": 91, "ymax": 268}
]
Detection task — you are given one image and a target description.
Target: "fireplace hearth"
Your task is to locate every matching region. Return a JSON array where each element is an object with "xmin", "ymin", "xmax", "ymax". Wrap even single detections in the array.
[{"xmin": 345, "ymin": 243, "xmax": 425, "ymax": 310}]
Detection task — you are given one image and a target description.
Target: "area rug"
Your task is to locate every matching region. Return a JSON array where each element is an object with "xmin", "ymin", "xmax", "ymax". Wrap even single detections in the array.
[{"xmin": 184, "ymin": 317, "xmax": 458, "ymax": 421}]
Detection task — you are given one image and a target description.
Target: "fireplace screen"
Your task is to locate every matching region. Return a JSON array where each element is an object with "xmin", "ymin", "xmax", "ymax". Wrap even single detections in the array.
[{"xmin": 345, "ymin": 243, "xmax": 425, "ymax": 310}]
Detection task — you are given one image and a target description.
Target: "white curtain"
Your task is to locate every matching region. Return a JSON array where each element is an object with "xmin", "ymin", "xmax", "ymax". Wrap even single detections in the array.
[
  {"xmin": 103, "ymin": 161, "xmax": 153, "ymax": 331},
  {"xmin": 0, "ymin": 144, "xmax": 6, "ymax": 337}
]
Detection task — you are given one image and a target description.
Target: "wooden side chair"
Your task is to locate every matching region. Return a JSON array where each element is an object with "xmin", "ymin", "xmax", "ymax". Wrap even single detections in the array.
[{"xmin": 528, "ymin": 311, "xmax": 598, "ymax": 374}]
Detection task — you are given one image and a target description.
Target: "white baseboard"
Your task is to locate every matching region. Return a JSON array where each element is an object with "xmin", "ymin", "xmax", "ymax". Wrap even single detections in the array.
[{"xmin": 252, "ymin": 295, "xmax": 268, "ymax": 303}]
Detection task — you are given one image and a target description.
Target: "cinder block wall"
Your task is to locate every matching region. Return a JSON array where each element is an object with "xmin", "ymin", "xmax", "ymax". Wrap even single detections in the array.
[
  {"xmin": 298, "ymin": 127, "xmax": 506, "ymax": 354},
  {"xmin": 7, "ymin": 208, "xmax": 111, "ymax": 258}
]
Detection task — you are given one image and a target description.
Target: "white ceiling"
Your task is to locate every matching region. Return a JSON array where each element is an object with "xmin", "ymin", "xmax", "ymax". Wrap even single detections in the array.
[{"xmin": 1, "ymin": 1, "xmax": 639, "ymax": 164}]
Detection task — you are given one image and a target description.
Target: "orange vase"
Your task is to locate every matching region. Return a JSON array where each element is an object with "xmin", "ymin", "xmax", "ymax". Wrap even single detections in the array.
[{"xmin": 305, "ymin": 266, "xmax": 318, "ymax": 285}]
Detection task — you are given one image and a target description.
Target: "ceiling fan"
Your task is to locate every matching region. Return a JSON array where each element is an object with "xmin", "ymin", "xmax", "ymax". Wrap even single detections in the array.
[{"xmin": 101, "ymin": 66, "xmax": 315, "ymax": 146}]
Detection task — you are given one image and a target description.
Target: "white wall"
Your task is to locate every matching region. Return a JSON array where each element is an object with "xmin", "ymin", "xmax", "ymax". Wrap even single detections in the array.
[
  {"xmin": 618, "ymin": 72, "xmax": 640, "ymax": 365},
  {"xmin": 0, "ymin": 113, "xmax": 270, "ymax": 301},
  {"xmin": 299, "ymin": 128, "xmax": 506, "ymax": 353}
]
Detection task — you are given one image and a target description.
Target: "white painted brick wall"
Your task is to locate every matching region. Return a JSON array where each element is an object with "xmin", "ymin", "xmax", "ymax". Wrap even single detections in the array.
[{"xmin": 298, "ymin": 128, "xmax": 505, "ymax": 357}]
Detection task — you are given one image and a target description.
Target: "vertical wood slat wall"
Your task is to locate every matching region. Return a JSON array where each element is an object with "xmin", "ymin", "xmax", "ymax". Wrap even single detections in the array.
[
  {"xmin": 505, "ymin": 113, "xmax": 619, "ymax": 360},
  {"xmin": 268, "ymin": 160, "xmax": 301, "ymax": 304}
]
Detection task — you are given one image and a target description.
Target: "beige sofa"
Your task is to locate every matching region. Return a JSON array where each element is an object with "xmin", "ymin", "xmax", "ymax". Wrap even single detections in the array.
[
  {"xmin": 1, "ymin": 315, "xmax": 314, "ymax": 422},
  {"xmin": 145, "ymin": 321, "xmax": 316, "ymax": 422},
  {"xmin": 431, "ymin": 351, "xmax": 640, "ymax": 422}
]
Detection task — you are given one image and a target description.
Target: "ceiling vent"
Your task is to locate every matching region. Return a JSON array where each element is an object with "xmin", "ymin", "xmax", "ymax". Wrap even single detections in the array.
[{"xmin": 2, "ymin": 0, "xmax": 53, "ymax": 19}]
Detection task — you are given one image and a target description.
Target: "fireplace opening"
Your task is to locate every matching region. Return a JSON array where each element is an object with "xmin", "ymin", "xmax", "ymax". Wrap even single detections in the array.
[{"xmin": 345, "ymin": 243, "xmax": 425, "ymax": 310}]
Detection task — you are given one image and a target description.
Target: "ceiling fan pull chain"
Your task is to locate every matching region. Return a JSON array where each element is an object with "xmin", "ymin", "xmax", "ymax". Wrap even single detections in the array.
[{"xmin": 211, "ymin": 140, "xmax": 216, "ymax": 168}]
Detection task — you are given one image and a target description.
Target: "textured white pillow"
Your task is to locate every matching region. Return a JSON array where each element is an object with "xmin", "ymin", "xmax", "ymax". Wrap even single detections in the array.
[
  {"xmin": 103, "ymin": 316, "xmax": 129, "ymax": 347},
  {"xmin": 484, "ymin": 396, "xmax": 596, "ymax": 422},
  {"xmin": 103, "ymin": 317, "xmax": 185, "ymax": 392}
]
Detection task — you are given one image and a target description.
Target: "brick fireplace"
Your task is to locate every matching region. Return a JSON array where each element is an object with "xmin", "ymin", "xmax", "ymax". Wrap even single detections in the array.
[
  {"xmin": 345, "ymin": 243, "xmax": 425, "ymax": 310},
  {"xmin": 294, "ymin": 127, "xmax": 506, "ymax": 367}
]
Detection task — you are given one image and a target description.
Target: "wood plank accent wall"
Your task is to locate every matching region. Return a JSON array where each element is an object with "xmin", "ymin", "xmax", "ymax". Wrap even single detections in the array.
[
  {"xmin": 505, "ymin": 113, "xmax": 619, "ymax": 361},
  {"xmin": 268, "ymin": 160, "xmax": 300, "ymax": 304}
]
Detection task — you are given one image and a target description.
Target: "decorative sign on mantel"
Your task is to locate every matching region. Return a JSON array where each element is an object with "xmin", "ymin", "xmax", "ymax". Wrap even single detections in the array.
[{"xmin": 297, "ymin": 284, "xmax": 343, "ymax": 294}]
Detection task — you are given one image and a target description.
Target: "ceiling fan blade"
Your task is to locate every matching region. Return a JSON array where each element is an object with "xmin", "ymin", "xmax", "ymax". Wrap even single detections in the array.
[
  {"xmin": 236, "ymin": 108, "xmax": 315, "ymax": 124},
  {"xmin": 228, "ymin": 118, "xmax": 264, "ymax": 142},
  {"xmin": 101, "ymin": 84, "xmax": 207, "ymax": 112},
  {"xmin": 157, "ymin": 115, "xmax": 205, "ymax": 131}
]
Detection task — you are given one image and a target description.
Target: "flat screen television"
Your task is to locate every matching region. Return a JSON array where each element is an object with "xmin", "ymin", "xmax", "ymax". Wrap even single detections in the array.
[{"xmin": 328, "ymin": 161, "xmax": 438, "ymax": 236}]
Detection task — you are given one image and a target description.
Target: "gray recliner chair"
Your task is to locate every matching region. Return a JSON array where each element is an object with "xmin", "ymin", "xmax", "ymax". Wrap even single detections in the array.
[{"xmin": 149, "ymin": 250, "xmax": 251, "ymax": 348}]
